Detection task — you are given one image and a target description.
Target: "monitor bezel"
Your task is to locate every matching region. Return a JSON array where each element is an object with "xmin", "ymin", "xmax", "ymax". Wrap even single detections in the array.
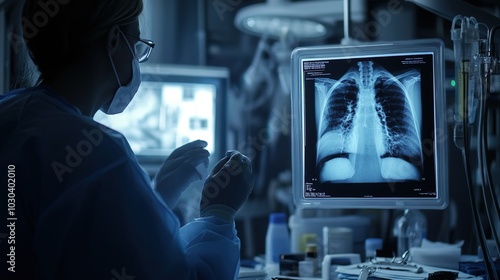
[{"xmin": 290, "ymin": 39, "xmax": 448, "ymax": 210}]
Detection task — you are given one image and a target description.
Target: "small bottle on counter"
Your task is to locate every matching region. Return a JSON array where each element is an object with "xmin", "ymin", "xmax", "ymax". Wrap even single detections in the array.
[
  {"xmin": 265, "ymin": 213, "xmax": 291, "ymax": 265},
  {"xmin": 305, "ymin": 243, "xmax": 319, "ymax": 277},
  {"xmin": 395, "ymin": 209, "xmax": 427, "ymax": 258}
]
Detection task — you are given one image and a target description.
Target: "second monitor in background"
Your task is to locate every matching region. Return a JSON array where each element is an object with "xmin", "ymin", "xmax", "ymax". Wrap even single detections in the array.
[{"xmin": 94, "ymin": 63, "xmax": 229, "ymax": 177}]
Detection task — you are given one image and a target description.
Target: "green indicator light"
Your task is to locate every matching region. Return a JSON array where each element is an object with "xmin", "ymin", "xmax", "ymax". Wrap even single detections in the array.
[{"xmin": 450, "ymin": 79, "xmax": 456, "ymax": 87}]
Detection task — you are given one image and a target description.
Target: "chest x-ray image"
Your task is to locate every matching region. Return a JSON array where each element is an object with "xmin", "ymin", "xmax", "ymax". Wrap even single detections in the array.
[{"xmin": 315, "ymin": 60, "xmax": 423, "ymax": 183}]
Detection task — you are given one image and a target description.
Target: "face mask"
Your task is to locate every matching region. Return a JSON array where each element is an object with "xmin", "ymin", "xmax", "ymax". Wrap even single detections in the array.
[{"xmin": 101, "ymin": 31, "xmax": 141, "ymax": 115}]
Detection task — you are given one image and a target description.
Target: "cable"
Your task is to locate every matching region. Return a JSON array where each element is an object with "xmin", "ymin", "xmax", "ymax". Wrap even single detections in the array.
[
  {"xmin": 478, "ymin": 82, "xmax": 500, "ymax": 258},
  {"xmin": 477, "ymin": 39, "xmax": 500, "ymax": 260},
  {"xmin": 453, "ymin": 15, "xmax": 498, "ymax": 279},
  {"xmin": 480, "ymin": 23, "xmax": 500, "ymax": 260},
  {"xmin": 462, "ymin": 76, "xmax": 499, "ymax": 280},
  {"xmin": 462, "ymin": 24, "xmax": 499, "ymax": 278}
]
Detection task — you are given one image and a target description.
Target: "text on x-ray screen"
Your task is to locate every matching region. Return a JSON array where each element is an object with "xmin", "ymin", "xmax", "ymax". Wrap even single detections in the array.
[{"xmin": 303, "ymin": 53, "xmax": 437, "ymax": 198}]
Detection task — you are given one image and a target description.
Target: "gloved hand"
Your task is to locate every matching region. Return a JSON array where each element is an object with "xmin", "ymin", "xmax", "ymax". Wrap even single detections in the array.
[
  {"xmin": 200, "ymin": 150, "xmax": 254, "ymax": 221},
  {"xmin": 153, "ymin": 140, "xmax": 210, "ymax": 209}
]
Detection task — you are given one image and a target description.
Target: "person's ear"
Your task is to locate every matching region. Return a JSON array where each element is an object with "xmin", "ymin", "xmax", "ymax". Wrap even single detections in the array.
[{"xmin": 107, "ymin": 25, "xmax": 121, "ymax": 54}]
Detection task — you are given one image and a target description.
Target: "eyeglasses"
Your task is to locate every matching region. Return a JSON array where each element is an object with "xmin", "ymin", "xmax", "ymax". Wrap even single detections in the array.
[{"xmin": 122, "ymin": 31, "xmax": 155, "ymax": 63}]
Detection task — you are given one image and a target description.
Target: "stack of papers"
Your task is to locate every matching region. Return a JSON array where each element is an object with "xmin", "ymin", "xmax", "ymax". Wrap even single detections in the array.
[{"xmin": 335, "ymin": 262, "xmax": 482, "ymax": 280}]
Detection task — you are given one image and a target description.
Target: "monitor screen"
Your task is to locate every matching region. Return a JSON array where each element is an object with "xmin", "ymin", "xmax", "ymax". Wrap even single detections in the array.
[
  {"xmin": 94, "ymin": 63, "xmax": 229, "ymax": 175},
  {"xmin": 291, "ymin": 39, "xmax": 448, "ymax": 209}
]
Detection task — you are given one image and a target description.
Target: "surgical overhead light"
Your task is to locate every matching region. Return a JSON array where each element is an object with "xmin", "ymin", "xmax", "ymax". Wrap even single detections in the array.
[
  {"xmin": 241, "ymin": 16, "xmax": 328, "ymax": 40},
  {"xmin": 234, "ymin": 0, "xmax": 365, "ymax": 40}
]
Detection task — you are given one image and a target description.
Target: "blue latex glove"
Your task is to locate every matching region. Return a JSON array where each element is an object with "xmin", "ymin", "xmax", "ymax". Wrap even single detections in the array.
[
  {"xmin": 200, "ymin": 150, "xmax": 254, "ymax": 221},
  {"xmin": 153, "ymin": 140, "xmax": 210, "ymax": 208}
]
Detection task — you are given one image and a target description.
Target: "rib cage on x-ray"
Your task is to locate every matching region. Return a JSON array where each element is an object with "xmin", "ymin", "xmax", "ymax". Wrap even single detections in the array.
[{"xmin": 316, "ymin": 61, "xmax": 423, "ymax": 183}]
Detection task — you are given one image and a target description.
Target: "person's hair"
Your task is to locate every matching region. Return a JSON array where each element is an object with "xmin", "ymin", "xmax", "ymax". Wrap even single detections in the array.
[{"xmin": 22, "ymin": 0, "xmax": 143, "ymax": 80}]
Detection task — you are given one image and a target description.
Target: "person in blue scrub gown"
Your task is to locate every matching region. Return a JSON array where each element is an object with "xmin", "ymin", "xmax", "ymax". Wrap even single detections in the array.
[{"xmin": 0, "ymin": 0, "xmax": 254, "ymax": 279}]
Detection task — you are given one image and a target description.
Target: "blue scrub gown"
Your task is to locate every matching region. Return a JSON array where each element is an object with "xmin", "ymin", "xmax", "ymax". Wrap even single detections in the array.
[{"xmin": 0, "ymin": 86, "xmax": 240, "ymax": 279}]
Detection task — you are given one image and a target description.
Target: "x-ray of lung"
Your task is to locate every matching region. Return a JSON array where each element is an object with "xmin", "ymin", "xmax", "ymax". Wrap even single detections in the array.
[{"xmin": 315, "ymin": 61, "xmax": 423, "ymax": 183}]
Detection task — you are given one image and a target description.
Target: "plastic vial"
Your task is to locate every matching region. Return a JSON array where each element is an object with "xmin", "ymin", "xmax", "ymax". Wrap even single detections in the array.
[
  {"xmin": 395, "ymin": 209, "xmax": 427, "ymax": 258},
  {"xmin": 265, "ymin": 213, "xmax": 291, "ymax": 265},
  {"xmin": 305, "ymin": 243, "xmax": 319, "ymax": 277},
  {"xmin": 298, "ymin": 260, "xmax": 314, "ymax": 277}
]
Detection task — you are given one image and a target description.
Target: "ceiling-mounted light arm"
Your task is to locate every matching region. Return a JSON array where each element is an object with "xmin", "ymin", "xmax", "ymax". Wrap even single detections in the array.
[
  {"xmin": 344, "ymin": 0, "xmax": 351, "ymax": 39},
  {"xmin": 341, "ymin": 0, "xmax": 362, "ymax": 45}
]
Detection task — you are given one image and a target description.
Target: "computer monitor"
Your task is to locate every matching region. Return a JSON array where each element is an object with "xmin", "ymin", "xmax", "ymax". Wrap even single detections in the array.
[
  {"xmin": 94, "ymin": 63, "xmax": 229, "ymax": 176},
  {"xmin": 291, "ymin": 39, "xmax": 448, "ymax": 209}
]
